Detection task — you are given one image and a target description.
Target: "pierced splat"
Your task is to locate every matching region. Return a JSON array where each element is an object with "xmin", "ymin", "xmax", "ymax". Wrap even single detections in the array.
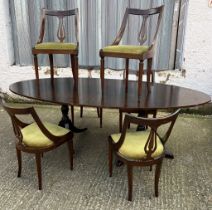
[
  {"xmin": 138, "ymin": 15, "xmax": 148, "ymax": 45},
  {"xmin": 100, "ymin": 6, "xmax": 164, "ymax": 99},
  {"xmin": 37, "ymin": 9, "xmax": 79, "ymax": 45},
  {"xmin": 57, "ymin": 16, "xmax": 65, "ymax": 42},
  {"xmin": 109, "ymin": 109, "xmax": 180, "ymax": 201},
  {"xmin": 110, "ymin": 7, "xmax": 164, "ymax": 48},
  {"xmin": 144, "ymin": 128, "xmax": 157, "ymax": 159}
]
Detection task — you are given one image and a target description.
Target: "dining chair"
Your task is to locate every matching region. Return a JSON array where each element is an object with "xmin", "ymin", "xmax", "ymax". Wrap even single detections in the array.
[
  {"xmin": 100, "ymin": 5, "xmax": 164, "ymax": 93},
  {"xmin": 108, "ymin": 109, "xmax": 180, "ymax": 201},
  {"xmin": 32, "ymin": 8, "xmax": 79, "ymax": 125},
  {"xmin": 3, "ymin": 103, "xmax": 74, "ymax": 190},
  {"xmin": 32, "ymin": 8, "xmax": 79, "ymax": 82},
  {"xmin": 99, "ymin": 6, "xmax": 164, "ymax": 130},
  {"xmin": 119, "ymin": 108, "xmax": 157, "ymax": 132}
]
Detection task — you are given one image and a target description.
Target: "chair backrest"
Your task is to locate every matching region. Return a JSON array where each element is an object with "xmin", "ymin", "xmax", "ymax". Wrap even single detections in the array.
[
  {"xmin": 3, "ymin": 104, "xmax": 34, "ymax": 144},
  {"xmin": 115, "ymin": 109, "xmax": 180, "ymax": 160},
  {"xmin": 2, "ymin": 103, "xmax": 66, "ymax": 146},
  {"xmin": 112, "ymin": 6, "xmax": 164, "ymax": 50},
  {"xmin": 37, "ymin": 8, "xmax": 79, "ymax": 45}
]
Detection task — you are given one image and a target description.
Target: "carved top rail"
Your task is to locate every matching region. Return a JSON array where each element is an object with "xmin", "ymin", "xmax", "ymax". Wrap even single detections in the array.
[
  {"xmin": 37, "ymin": 8, "xmax": 79, "ymax": 45},
  {"xmin": 112, "ymin": 5, "xmax": 164, "ymax": 51}
]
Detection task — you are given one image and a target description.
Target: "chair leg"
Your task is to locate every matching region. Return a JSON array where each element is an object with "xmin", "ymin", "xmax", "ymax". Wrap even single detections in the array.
[
  {"xmin": 75, "ymin": 55, "xmax": 79, "ymax": 83},
  {"xmin": 153, "ymin": 109, "xmax": 157, "ymax": 118},
  {"xmin": 119, "ymin": 109, "xmax": 123, "ymax": 132},
  {"xmin": 150, "ymin": 165, "xmax": 152, "ymax": 171},
  {"xmin": 70, "ymin": 55, "xmax": 75, "ymax": 79},
  {"xmin": 71, "ymin": 105, "xmax": 74, "ymax": 125},
  {"xmin": 16, "ymin": 147, "xmax": 22, "ymax": 177},
  {"xmin": 80, "ymin": 106, "xmax": 83, "ymax": 118},
  {"xmin": 125, "ymin": 58, "xmax": 129, "ymax": 91},
  {"xmin": 99, "ymin": 108, "xmax": 103, "ymax": 128},
  {"xmin": 97, "ymin": 108, "xmax": 100, "ymax": 118},
  {"xmin": 35, "ymin": 153, "xmax": 42, "ymax": 190},
  {"xmin": 80, "ymin": 106, "xmax": 100, "ymax": 121},
  {"xmin": 33, "ymin": 54, "xmax": 39, "ymax": 80},
  {"xmin": 155, "ymin": 159, "xmax": 163, "ymax": 197},
  {"xmin": 147, "ymin": 58, "xmax": 153, "ymax": 83},
  {"xmin": 127, "ymin": 165, "xmax": 133, "ymax": 201},
  {"xmin": 147, "ymin": 58, "xmax": 153, "ymax": 92},
  {"xmin": 100, "ymin": 57, "xmax": 104, "ymax": 90},
  {"xmin": 138, "ymin": 60, "xmax": 144, "ymax": 96},
  {"xmin": 67, "ymin": 140, "xmax": 74, "ymax": 170},
  {"xmin": 108, "ymin": 140, "xmax": 113, "ymax": 177},
  {"xmin": 49, "ymin": 54, "xmax": 54, "ymax": 82}
]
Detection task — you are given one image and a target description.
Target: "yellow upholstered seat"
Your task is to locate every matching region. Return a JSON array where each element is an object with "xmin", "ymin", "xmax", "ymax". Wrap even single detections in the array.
[
  {"xmin": 3, "ymin": 104, "xmax": 74, "ymax": 190},
  {"xmin": 35, "ymin": 42, "xmax": 77, "ymax": 50},
  {"xmin": 111, "ymin": 131, "xmax": 164, "ymax": 159},
  {"xmin": 102, "ymin": 45, "xmax": 149, "ymax": 55},
  {"xmin": 21, "ymin": 122, "xmax": 70, "ymax": 148}
]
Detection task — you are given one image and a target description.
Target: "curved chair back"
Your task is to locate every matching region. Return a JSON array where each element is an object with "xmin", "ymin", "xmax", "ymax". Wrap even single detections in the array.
[
  {"xmin": 115, "ymin": 109, "xmax": 180, "ymax": 160},
  {"xmin": 3, "ymin": 104, "xmax": 33, "ymax": 144},
  {"xmin": 2, "ymin": 101, "xmax": 74, "ymax": 190},
  {"xmin": 37, "ymin": 8, "xmax": 79, "ymax": 45},
  {"xmin": 112, "ymin": 5, "xmax": 164, "ymax": 51},
  {"xmin": 2, "ymin": 103, "xmax": 71, "ymax": 147}
]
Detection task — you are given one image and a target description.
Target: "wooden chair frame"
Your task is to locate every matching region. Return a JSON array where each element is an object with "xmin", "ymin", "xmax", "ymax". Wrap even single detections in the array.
[
  {"xmin": 99, "ymin": 6, "xmax": 164, "ymax": 94},
  {"xmin": 3, "ymin": 103, "xmax": 74, "ymax": 190},
  {"xmin": 32, "ymin": 8, "xmax": 79, "ymax": 125},
  {"xmin": 108, "ymin": 109, "xmax": 180, "ymax": 201},
  {"xmin": 100, "ymin": 6, "xmax": 164, "ymax": 132},
  {"xmin": 32, "ymin": 8, "xmax": 79, "ymax": 83},
  {"xmin": 119, "ymin": 108, "xmax": 157, "ymax": 132}
]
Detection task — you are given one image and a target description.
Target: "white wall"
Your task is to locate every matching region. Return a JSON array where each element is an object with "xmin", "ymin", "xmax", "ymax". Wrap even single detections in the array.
[
  {"xmin": 0, "ymin": 0, "xmax": 212, "ymax": 100},
  {"xmin": 0, "ymin": 0, "xmax": 14, "ymax": 66},
  {"xmin": 180, "ymin": 0, "xmax": 212, "ymax": 97}
]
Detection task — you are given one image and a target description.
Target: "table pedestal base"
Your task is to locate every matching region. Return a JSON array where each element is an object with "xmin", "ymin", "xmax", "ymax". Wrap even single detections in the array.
[
  {"xmin": 164, "ymin": 149, "xmax": 174, "ymax": 159},
  {"xmin": 58, "ymin": 105, "xmax": 87, "ymax": 133}
]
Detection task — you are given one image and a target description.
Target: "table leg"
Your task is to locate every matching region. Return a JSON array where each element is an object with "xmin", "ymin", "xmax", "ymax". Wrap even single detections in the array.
[{"xmin": 58, "ymin": 105, "xmax": 87, "ymax": 133}]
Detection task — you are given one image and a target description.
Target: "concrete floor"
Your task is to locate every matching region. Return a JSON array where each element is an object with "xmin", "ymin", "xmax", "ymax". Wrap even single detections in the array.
[{"xmin": 0, "ymin": 104, "xmax": 211, "ymax": 210}]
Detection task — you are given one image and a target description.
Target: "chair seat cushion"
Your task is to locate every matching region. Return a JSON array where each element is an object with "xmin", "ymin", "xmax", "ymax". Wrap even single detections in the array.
[
  {"xmin": 35, "ymin": 42, "xmax": 77, "ymax": 50},
  {"xmin": 21, "ymin": 122, "xmax": 70, "ymax": 148},
  {"xmin": 111, "ymin": 131, "xmax": 164, "ymax": 159},
  {"xmin": 102, "ymin": 45, "xmax": 149, "ymax": 55}
]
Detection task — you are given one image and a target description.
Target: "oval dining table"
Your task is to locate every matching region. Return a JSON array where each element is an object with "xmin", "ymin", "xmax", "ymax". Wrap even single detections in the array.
[
  {"xmin": 9, "ymin": 77, "xmax": 210, "ymax": 110},
  {"xmin": 9, "ymin": 77, "xmax": 211, "ymax": 159}
]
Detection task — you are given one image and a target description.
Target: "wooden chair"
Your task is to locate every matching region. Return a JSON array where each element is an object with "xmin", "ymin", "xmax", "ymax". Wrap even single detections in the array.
[
  {"xmin": 32, "ymin": 8, "xmax": 79, "ymax": 124},
  {"xmin": 108, "ymin": 109, "xmax": 180, "ymax": 201},
  {"xmin": 119, "ymin": 108, "xmax": 157, "ymax": 132},
  {"xmin": 99, "ymin": 6, "xmax": 164, "ymax": 94},
  {"xmin": 100, "ymin": 6, "xmax": 164, "ymax": 131},
  {"xmin": 3, "ymin": 103, "xmax": 74, "ymax": 190},
  {"xmin": 32, "ymin": 8, "xmax": 79, "ymax": 82}
]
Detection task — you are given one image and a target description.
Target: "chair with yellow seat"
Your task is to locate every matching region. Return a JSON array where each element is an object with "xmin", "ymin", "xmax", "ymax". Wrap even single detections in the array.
[
  {"xmin": 32, "ymin": 8, "xmax": 79, "ymax": 83},
  {"xmin": 99, "ymin": 6, "xmax": 164, "ymax": 93},
  {"xmin": 3, "ymin": 103, "xmax": 74, "ymax": 190},
  {"xmin": 32, "ymin": 8, "xmax": 79, "ymax": 125},
  {"xmin": 108, "ymin": 109, "xmax": 180, "ymax": 201},
  {"xmin": 99, "ymin": 6, "xmax": 164, "ymax": 129}
]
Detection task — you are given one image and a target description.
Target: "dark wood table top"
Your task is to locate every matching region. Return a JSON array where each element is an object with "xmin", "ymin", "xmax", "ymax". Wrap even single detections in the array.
[{"xmin": 9, "ymin": 78, "xmax": 211, "ymax": 110}]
